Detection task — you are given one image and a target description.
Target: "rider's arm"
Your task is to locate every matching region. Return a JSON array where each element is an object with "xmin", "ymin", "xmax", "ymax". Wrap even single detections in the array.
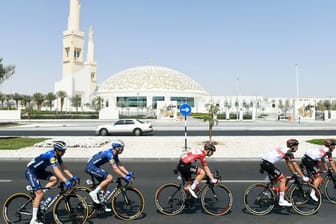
[
  {"xmin": 328, "ymin": 159, "xmax": 336, "ymax": 173},
  {"xmin": 203, "ymin": 165, "xmax": 215, "ymax": 180},
  {"xmin": 111, "ymin": 164, "xmax": 128, "ymax": 178},
  {"xmin": 287, "ymin": 160, "xmax": 305, "ymax": 177},
  {"xmin": 117, "ymin": 163, "xmax": 129, "ymax": 175},
  {"xmin": 59, "ymin": 163, "xmax": 74, "ymax": 179},
  {"xmin": 52, "ymin": 165, "xmax": 68, "ymax": 183}
]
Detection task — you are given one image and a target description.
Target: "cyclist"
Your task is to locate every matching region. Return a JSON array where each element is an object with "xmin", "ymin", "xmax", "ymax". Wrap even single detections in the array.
[
  {"xmin": 176, "ymin": 142, "xmax": 218, "ymax": 199},
  {"xmin": 260, "ymin": 139, "xmax": 309, "ymax": 207},
  {"xmin": 301, "ymin": 138, "xmax": 336, "ymax": 201},
  {"xmin": 86, "ymin": 140, "xmax": 134, "ymax": 208},
  {"xmin": 25, "ymin": 141, "xmax": 77, "ymax": 224}
]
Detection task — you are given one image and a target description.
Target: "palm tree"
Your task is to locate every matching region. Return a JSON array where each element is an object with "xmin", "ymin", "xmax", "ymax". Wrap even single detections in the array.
[
  {"xmin": 21, "ymin": 95, "xmax": 32, "ymax": 109},
  {"xmin": 71, "ymin": 94, "xmax": 82, "ymax": 112},
  {"xmin": 56, "ymin": 91, "xmax": 67, "ymax": 112},
  {"xmin": 5, "ymin": 94, "xmax": 13, "ymax": 109},
  {"xmin": 92, "ymin": 96, "xmax": 103, "ymax": 111},
  {"xmin": 0, "ymin": 92, "xmax": 5, "ymax": 109},
  {"xmin": 0, "ymin": 58, "xmax": 15, "ymax": 85},
  {"xmin": 12, "ymin": 93, "xmax": 22, "ymax": 109},
  {"xmin": 32, "ymin": 92, "xmax": 45, "ymax": 111},
  {"xmin": 45, "ymin": 92, "xmax": 57, "ymax": 111},
  {"xmin": 203, "ymin": 104, "xmax": 219, "ymax": 143}
]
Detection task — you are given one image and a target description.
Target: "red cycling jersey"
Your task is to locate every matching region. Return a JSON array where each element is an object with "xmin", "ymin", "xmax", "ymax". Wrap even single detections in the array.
[{"xmin": 180, "ymin": 149, "xmax": 207, "ymax": 166}]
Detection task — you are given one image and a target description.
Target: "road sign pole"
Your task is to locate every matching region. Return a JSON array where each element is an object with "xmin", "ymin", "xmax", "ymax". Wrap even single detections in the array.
[{"xmin": 184, "ymin": 115, "xmax": 187, "ymax": 150}]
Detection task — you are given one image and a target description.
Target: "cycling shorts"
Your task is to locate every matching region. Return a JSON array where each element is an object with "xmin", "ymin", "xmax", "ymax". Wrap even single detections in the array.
[
  {"xmin": 85, "ymin": 164, "xmax": 108, "ymax": 182},
  {"xmin": 25, "ymin": 168, "xmax": 53, "ymax": 191},
  {"xmin": 260, "ymin": 160, "xmax": 282, "ymax": 181},
  {"xmin": 177, "ymin": 160, "xmax": 199, "ymax": 181},
  {"xmin": 301, "ymin": 155, "xmax": 319, "ymax": 175}
]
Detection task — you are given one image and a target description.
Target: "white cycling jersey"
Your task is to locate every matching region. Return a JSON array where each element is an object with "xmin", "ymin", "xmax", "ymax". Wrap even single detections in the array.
[
  {"xmin": 304, "ymin": 147, "xmax": 331, "ymax": 161},
  {"xmin": 262, "ymin": 147, "xmax": 294, "ymax": 164}
]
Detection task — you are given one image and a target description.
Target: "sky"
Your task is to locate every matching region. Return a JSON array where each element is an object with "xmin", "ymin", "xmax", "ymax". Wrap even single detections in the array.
[{"xmin": 1, "ymin": 0, "xmax": 336, "ymax": 98}]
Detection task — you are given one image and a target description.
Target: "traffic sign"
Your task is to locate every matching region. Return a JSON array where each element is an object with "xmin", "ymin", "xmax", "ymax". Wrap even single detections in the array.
[{"xmin": 180, "ymin": 103, "xmax": 192, "ymax": 116}]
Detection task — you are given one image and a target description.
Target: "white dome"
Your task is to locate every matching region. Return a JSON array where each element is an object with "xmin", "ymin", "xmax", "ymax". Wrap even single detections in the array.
[{"xmin": 97, "ymin": 65, "xmax": 208, "ymax": 95}]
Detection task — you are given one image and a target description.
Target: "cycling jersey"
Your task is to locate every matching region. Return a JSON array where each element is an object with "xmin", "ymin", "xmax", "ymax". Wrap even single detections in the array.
[
  {"xmin": 87, "ymin": 149, "xmax": 120, "ymax": 167},
  {"xmin": 304, "ymin": 147, "xmax": 333, "ymax": 162},
  {"xmin": 262, "ymin": 147, "xmax": 295, "ymax": 164},
  {"xmin": 26, "ymin": 149, "xmax": 63, "ymax": 171},
  {"xmin": 179, "ymin": 149, "xmax": 207, "ymax": 166}
]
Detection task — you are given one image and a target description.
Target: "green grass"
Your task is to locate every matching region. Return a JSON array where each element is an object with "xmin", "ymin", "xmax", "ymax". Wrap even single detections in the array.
[
  {"xmin": 306, "ymin": 139, "xmax": 330, "ymax": 145},
  {"xmin": 0, "ymin": 137, "xmax": 48, "ymax": 150}
]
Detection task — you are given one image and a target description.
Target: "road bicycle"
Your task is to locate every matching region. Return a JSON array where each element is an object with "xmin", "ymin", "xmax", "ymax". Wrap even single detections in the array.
[
  {"xmin": 300, "ymin": 164, "xmax": 336, "ymax": 204},
  {"xmin": 2, "ymin": 180, "xmax": 88, "ymax": 224},
  {"xmin": 244, "ymin": 171, "xmax": 322, "ymax": 216},
  {"xmin": 74, "ymin": 174, "xmax": 145, "ymax": 221},
  {"xmin": 154, "ymin": 170, "xmax": 233, "ymax": 216}
]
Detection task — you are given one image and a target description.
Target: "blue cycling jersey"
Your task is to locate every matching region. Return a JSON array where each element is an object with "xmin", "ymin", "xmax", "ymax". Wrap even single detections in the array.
[
  {"xmin": 87, "ymin": 148, "xmax": 119, "ymax": 167},
  {"xmin": 27, "ymin": 149, "xmax": 63, "ymax": 170}
]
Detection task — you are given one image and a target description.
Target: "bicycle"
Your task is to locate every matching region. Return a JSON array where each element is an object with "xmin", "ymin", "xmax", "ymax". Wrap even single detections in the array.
[
  {"xmin": 300, "ymin": 164, "xmax": 336, "ymax": 204},
  {"xmin": 154, "ymin": 169, "xmax": 233, "ymax": 216},
  {"xmin": 74, "ymin": 174, "xmax": 145, "ymax": 221},
  {"xmin": 244, "ymin": 171, "xmax": 322, "ymax": 216},
  {"xmin": 2, "ymin": 180, "xmax": 88, "ymax": 224}
]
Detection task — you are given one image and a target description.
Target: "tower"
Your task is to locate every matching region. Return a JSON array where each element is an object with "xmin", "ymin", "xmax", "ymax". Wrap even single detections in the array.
[
  {"xmin": 55, "ymin": 0, "xmax": 97, "ymax": 111},
  {"xmin": 62, "ymin": 0, "xmax": 84, "ymax": 76}
]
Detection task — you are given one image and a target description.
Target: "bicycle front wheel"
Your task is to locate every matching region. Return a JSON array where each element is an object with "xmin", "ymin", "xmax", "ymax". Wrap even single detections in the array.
[
  {"xmin": 111, "ymin": 186, "xmax": 145, "ymax": 221},
  {"xmin": 53, "ymin": 193, "xmax": 88, "ymax": 224},
  {"xmin": 289, "ymin": 183, "xmax": 322, "ymax": 216},
  {"xmin": 200, "ymin": 183, "xmax": 233, "ymax": 216},
  {"xmin": 243, "ymin": 183, "xmax": 275, "ymax": 216},
  {"xmin": 154, "ymin": 183, "xmax": 186, "ymax": 216},
  {"xmin": 73, "ymin": 186, "xmax": 97, "ymax": 218},
  {"xmin": 2, "ymin": 192, "xmax": 33, "ymax": 224},
  {"xmin": 324, "ymin": 176, "xmax": 336, "ymax": 204}
]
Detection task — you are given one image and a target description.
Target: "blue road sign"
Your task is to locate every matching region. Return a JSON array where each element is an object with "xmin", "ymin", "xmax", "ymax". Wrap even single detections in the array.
[{"xmin": 180, "ymin": 103, "xmax": 192, "ymax": 116}]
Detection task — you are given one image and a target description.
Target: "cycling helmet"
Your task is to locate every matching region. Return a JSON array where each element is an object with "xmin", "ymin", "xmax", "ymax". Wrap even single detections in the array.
[
  {"xmin": 54, "ymin": 141, "xmax": 67, "ymax": 152},
  {"xmin": 324, "ymin": 139, "xmax": 336, "ymax": 147},
  {"xmin": 204, "ymin": 142, "xmax": 216, "ymax": 152},
  {"xmin": 112, "ymin": 140, "xmax": 125, "ymax": 150},
  {"xmin": 286, "ymin": 139, "xmax": 299, "ymax": 148}
]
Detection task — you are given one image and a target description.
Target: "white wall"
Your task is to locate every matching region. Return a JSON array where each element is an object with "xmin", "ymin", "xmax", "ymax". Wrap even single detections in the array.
[{"xmin": 0, "ymin": 110, "xmax": 21, "ymax": 120}]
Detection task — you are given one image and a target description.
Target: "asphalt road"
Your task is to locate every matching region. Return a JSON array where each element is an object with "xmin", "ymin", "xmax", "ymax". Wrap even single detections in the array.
[
  {"xmin": 1, "ymin": 129, "xmax": 336, "ymax": 136},
  {"xmin": 1, "ymin": 160, "xmax": 335, "ymax": 224}
]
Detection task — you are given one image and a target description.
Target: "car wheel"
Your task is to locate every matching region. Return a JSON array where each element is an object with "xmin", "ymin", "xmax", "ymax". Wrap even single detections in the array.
[
  {"xmin": 99, "ymin": 129, "xmax": 109, "ymax": 136},
  {"xmin": 133, "ymin": 129, "xmax": 142, "ymax": 136}
]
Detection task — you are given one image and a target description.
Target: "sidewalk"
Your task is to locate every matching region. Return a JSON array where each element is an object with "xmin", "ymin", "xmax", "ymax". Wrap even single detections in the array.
[{"xmin": 0, "ymin": 135, "xmax": 329, "ymax": 161}]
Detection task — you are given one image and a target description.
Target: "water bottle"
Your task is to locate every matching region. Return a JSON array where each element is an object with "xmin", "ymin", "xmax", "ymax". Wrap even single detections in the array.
[
  {"xmin": 41, "ymin": 196, "xmax": 54, "ymax": 211},
  {"xmin": 104, "ymin": 190, "xmax": 112, "ymax": 201},
  {"xmin": 98, "ymin": 191, "xmax": 105, "ymax": 202}
]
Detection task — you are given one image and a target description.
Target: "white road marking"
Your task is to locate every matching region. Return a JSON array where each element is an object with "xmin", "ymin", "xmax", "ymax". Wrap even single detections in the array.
[{"xmin": 0, "ymin": 179, "xmax": 13, "ymax": 183}]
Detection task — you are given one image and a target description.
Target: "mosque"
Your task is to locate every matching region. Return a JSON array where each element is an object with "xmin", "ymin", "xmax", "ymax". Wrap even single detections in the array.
[{"xmin": 55, "ymin": 0, "xmax": 335, "ymax": 121}]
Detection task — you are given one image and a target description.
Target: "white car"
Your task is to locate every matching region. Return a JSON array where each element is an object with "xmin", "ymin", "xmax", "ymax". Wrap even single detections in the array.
[{"xmin": 96, "ymin": 119, "xmax": 153, "ymax": 136}]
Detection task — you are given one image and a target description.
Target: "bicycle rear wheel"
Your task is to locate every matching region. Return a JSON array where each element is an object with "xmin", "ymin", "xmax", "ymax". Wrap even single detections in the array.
[
  {"xmin": 324, "ymin": 176, "xmax": 336, "ymax": 204},
  {"xmin": 154, "ymin": 183, "xmax": 186, "ymax": 216},
  {"xmin": 201, "ymin": 183, "xmax": 233, "ymax": 216},
  {"xmin": 73, "ymin": 186, "xmax": 97, "ymax": 218},
  {"xmin": 2, "ymin": 192, "xmax": 33, "ymax": 224},
  {"xmin": 289, "ymin": 183, "xmax": 322, "ymax": 216},
  {"xmin": 53, "ymin": 194, "xmax": 88, "ymax": 224},
  {"xmin": 243, "ymin": 183, "xmax": 275, "ymax": 216},
  {"xmin": 111, "ymin": 186, "xmax": 145, "ymax": 221}
]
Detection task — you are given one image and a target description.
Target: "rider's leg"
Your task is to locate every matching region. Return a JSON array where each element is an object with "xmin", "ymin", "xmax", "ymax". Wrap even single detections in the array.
[
  {"xmin": 278, "ymin": 176, "xmax": 292, "ymax": 206},
  {"xmin": 32, "ymin": 189, "xmax": 43, "ymax": 221}
]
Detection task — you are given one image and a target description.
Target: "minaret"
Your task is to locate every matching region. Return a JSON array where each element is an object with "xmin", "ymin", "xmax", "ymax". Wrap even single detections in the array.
[
  {"xmin": 85, "ymin": 25, "xmax": 97, "ymax": 93},
  {"xmin": 62, "ymin": 0, "xmax": 84, "ymax": 77}
]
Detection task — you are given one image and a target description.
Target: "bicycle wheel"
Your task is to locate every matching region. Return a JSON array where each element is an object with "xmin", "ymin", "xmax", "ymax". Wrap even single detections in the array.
[
  {"xmin": 243, "ymin": 183, "xmax": 275, "ymax": 216},
  {"xmin": 53, "ymin": 193, "xmax": 88, "ymax": 224},
  {"xmin": 111, "ymin": 186, "xmax": 145, "ymax": 221},
  {"xmin": 154, "ymin": 183, "xmax": 186, "ymax": 216},
  {"xmin": 200, "ymin": 183, "xmax": 233, "ymax": 216},
  {"xmin": 289, "ymin": 183, "xmax": 322, "ymax": 216},
  {"xmin": 2, "ymin": 192, "xmax": 33, "ymax": 224},
  {"xmin": 324, "ymin": 176, "xmax": 336, "ymax": 204},
  {"xmin": 73, "ymin": 186, "xmax": 97, "ymax": 218}
]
